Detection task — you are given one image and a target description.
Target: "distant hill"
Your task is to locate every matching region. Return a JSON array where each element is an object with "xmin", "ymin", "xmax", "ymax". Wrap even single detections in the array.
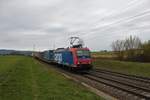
[
  {"xmin": 0, "ymin": 49, "xmax": 15, "ymax": 55},
  {"xmin": 0, "ymin": 49, "xmax": 32, "ymax": 56}
]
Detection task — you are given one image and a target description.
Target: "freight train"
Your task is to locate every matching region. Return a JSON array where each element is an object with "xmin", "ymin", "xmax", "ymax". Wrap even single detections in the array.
[{"xmin": 34, "ymin": 47, "xmax": 92, "ymax": 70}]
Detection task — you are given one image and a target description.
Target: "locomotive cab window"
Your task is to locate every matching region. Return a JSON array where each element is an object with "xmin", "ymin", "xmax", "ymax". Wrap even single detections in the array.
[{"xmin": 77, "ymin": 50, "xmax": 90, "ymax": 58}]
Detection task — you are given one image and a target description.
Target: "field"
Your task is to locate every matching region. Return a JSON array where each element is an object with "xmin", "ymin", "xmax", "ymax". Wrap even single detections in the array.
[
  {"xmin": 0, "ymin": 55, "xmax": 103, "ymax": 100},
  {"xmin": 91, "ymin": 52, "xmax": 116, "ymax": 59},
  {"xmin": 93, "ymin": 58, "xmax": 150, "ymax": 77}
]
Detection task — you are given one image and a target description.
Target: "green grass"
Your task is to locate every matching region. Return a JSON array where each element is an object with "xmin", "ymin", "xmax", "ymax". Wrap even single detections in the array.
[
  {"xmin": 0, "ymin": 55, "xmax": 103, "ymax": 100},
  {"xmin": 93, "ymin": 58, "xmax": 150, "ymax": 77}
]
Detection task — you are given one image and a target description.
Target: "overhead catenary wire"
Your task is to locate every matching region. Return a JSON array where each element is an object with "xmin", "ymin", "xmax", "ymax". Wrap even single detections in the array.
[{"xmin": 83, "ymin": 9, "xmax": 150, "ymax": 41}]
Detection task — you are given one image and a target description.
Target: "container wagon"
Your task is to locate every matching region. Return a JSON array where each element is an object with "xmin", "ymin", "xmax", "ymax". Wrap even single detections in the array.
[{"xmin": 43, "ymin": 50, "xmax": 54, "ymax": 61}]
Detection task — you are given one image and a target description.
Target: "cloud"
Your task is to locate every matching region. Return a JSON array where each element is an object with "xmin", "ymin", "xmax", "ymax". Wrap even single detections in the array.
[{"xmin": 0, "ymin": 0, "xmax": 150, "ymax": 51}]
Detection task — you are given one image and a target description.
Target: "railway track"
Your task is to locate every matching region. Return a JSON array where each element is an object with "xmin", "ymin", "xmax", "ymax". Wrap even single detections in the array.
[
  {"xmin": 36, "ymin": 58, "xmax": 150, "ymax": 100},
  {"xmin": 94, "ymin": 69, "xmax": 150, "ymax": 83},
  {"xmin": 84, "ymin": 69, "xmax": 150, "ymax": 100}
]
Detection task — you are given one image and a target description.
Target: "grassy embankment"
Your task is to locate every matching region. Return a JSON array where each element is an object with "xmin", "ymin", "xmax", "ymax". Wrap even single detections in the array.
[
  {"xmin": 0, "ymin": 55, "xmax": 103, "ymax": 100},
  {"xmin": 92, "ymin": 52, "xmax": 150, "ymax": 77}
]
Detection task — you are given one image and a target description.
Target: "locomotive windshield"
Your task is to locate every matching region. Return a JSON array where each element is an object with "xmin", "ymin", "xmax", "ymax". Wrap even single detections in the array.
[{"xmin": 77, "ymin": 50, "xmax": 90, "ymax": 58}]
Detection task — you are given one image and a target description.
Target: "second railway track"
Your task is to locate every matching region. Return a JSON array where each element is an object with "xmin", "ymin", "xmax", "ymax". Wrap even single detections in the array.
[{"xmin": 84, "ymin": 69, "xmax": 150, "ymax": 100}]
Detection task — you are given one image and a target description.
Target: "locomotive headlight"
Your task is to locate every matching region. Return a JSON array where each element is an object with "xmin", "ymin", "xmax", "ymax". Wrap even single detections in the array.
[{"xmin": 78, "ymin": 62, "xmax": 80, "ymax": 64}]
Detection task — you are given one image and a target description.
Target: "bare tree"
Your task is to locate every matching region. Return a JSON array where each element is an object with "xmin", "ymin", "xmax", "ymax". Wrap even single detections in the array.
[
  {"xmin": 124, "ymin": 36, "xmax": 142, "ymax": 60},
  {"xmin": 112, "ymin": 35, "xmax": 142, "ymax": 60},
  {"xmin": 124, "ymin": 36, "xmax": 141, "ymax": 50},
  {"xmin": 112, "ymin": 40, "xmax": 125, "ymax": 60}
]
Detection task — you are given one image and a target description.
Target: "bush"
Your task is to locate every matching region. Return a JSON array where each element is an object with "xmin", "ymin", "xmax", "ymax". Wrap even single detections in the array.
[{"xmin": 142, "ymin": 41, "xmax": 150, "ymax": 62}]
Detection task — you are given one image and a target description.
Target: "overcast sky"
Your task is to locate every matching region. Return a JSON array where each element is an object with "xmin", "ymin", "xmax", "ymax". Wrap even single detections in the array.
[{"xmin": 0, "ymin": 0, "xmax": 150, "ymax": 51}]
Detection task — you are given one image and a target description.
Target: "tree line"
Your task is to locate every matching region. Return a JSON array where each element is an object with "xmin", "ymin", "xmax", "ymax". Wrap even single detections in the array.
[{"xmin": 112, "ymin": 36, "xmax": 150, "ymax": 62}]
